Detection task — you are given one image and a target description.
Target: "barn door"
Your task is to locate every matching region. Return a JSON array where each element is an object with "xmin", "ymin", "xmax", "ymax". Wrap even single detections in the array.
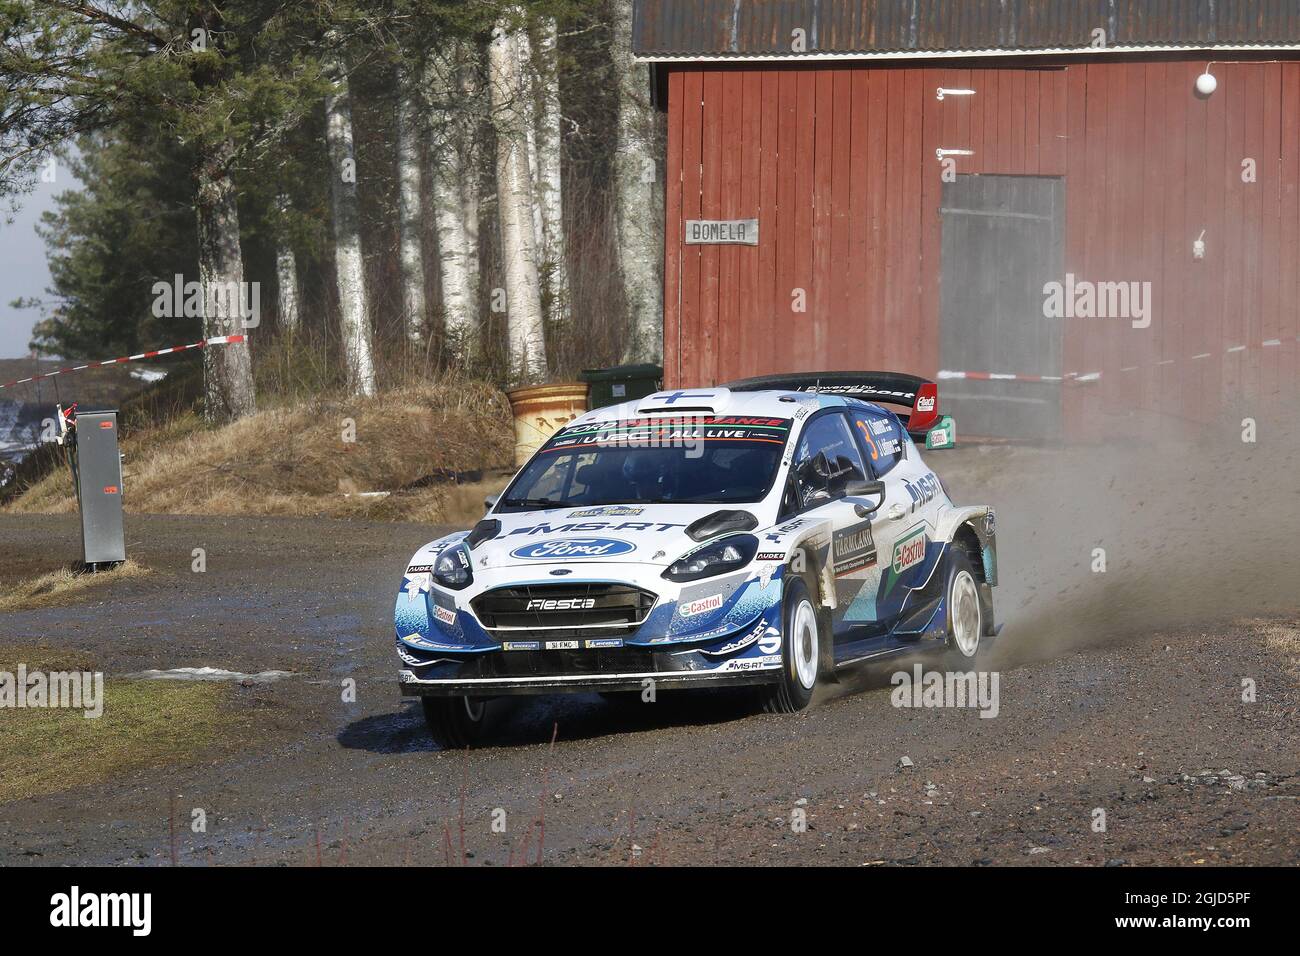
[{"xmin": 938, "ymin": 175, "xmax": 1065, "ymax": 440}]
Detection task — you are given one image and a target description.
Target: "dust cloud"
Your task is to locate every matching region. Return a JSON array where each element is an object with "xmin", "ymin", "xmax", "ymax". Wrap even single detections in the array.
[{"xmin": 939, "ymin": 416, "xmax": 1300, "ymax": 668}]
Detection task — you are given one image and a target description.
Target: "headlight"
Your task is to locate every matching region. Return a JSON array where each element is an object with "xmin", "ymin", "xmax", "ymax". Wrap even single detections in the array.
[
  {"xmin": 433, "ymin": 546, "xmax": 472, "ymax": 590},
  {"xmin": 662, "ymin": 534, "xmax": 758, "ymax": 583}
]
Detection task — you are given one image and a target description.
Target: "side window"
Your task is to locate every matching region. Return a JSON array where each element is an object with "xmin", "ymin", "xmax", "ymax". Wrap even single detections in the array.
[
  {"xmin": 851, "ymin": 410, "xmax": 905, "ymax": 477},
  {"xmin": 790, "ymin": 413, "xmax": 868, "ymax": 511}
]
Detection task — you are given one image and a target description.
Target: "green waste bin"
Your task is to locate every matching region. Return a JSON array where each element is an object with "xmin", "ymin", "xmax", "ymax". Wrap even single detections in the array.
[{"xmin": 579, "ymin": 364, "xmax": 663, "ymax": 409}]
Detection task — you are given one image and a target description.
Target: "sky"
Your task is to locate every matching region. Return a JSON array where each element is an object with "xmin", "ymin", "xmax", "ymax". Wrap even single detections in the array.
[{"xmin": 0, "ymin": 162, "xmax": 77, "ymax": 359}]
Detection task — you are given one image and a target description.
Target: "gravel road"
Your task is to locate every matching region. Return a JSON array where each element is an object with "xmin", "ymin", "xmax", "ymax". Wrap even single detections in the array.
[{"xmin": 2, "ymin": 436, "xmax": 1297, "ymax": 866}]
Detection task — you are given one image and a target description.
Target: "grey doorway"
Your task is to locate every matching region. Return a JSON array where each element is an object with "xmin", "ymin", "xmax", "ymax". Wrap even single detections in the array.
[{"xmin": 938, "ymin": 175, "xmax": 1065, "ymax": 441}]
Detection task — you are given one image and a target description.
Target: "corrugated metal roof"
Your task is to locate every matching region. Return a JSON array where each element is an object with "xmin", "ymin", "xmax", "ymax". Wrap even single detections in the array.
[{"xmin": 633, "ymin": 0, "xmax": 1300, "ymax": 58}]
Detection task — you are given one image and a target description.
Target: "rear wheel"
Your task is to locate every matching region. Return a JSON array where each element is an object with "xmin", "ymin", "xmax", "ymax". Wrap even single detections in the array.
[
  {"xmin": 944, "ymin": 549, "xmax": 984, "ymax": 662},
  {"xmin": 761, "ymin": 577, "xmax": 821, "ymax": 713},
  {"xmin": 421, "ymin": 695, "xmax": 489, "ymax": 748}
]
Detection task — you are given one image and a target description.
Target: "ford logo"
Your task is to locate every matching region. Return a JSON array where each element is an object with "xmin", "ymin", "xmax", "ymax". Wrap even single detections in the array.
[{"xmin": 509, "ymin": 538, "xmax": 636, "ymax": 560}]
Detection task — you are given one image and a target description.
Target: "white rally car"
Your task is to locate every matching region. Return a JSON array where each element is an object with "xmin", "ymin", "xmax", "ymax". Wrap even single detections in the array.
[{"xmin": 394, "ymin": 372, "xmax": 998, "ymax": 746}]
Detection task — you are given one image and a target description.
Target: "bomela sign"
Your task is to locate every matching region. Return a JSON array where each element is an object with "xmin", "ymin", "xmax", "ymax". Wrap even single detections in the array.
[{"xmin": 685, "ymin": 219, "xmax": 759, "ymax": 245}]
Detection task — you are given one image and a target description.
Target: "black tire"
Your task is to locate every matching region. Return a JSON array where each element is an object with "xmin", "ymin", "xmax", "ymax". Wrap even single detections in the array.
[
  {"xmin": 421, "ymin": 695, "xmax": 489, "ymax": 748},
  {"xmin": 943, "ymin": 547, "xmax": 984, "ymax": 664},
  {"xmin": 760, "ymin": 576, "xmax": 822, "ymax": 713}
]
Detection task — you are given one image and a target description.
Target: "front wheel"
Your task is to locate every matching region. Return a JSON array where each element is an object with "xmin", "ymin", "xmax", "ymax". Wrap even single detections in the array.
[
  {"xmin": 421, "ymin": 695, "xmax": 489, "ymax": 748},
  {"xmin": 944, "ymin": 549, "xmax": 984, "ymax": 663},
  {"xmin": 761, "ymin": 576, "xmax": 822, "ymax": 713}
]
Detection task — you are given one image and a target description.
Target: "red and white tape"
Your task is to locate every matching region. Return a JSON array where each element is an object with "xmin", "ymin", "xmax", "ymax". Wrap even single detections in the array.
[
  {"xmin": 939, "ymin": 333, "xmax": 1299, "ymax": 385},
  {"xmin": 0, "ymin": 334, "xmax": 246, "ymax": 391}
]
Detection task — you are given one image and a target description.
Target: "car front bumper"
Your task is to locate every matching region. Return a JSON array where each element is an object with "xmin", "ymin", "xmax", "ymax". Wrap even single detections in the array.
[{"xmin": 398, "ymin": 644, "xmax": 781, "ymax": 696}]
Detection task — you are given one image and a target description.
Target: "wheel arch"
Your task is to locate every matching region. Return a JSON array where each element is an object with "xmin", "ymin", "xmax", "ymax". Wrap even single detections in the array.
[
  {"xmin": 937, "ymin": 505, "xmax": 998, "ymax": 588},
  {"xmin": 937, "ymin": 506, "xmax": 998, "ymax": 636},
  {"xmin": 780, "ymin": 525, "xmax": 838, "ymax": 681}
]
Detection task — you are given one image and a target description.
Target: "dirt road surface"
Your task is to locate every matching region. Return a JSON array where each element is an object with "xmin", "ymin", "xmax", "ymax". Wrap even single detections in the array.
[{"xmin": 2, "ymin": 437, "xmax": 1298, "ymax": 866}]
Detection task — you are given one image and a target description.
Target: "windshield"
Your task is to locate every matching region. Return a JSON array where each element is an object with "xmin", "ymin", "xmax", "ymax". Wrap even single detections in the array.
[{"xmin": 496, "ymin": 415, "xmax": 793, "ymax": 510}]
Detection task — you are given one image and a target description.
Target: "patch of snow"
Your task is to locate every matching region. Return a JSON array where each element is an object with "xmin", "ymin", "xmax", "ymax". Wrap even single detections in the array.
[{"xmin": 125, "ymin": 666, "xmax": 294, "ymax": 683}]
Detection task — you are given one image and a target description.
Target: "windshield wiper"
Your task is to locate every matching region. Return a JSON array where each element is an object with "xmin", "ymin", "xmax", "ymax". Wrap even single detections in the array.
[{"xmin": 500, "ymin": 496, "xmax": 566, "ymax": 509}]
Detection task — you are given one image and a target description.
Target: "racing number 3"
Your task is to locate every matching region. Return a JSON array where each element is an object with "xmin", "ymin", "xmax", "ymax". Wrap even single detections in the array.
[{"xmin": 855, "ymin": 419, "xmax": 880, "ymax": 462}]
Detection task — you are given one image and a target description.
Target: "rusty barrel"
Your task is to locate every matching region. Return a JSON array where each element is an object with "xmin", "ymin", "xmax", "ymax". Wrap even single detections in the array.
[{"xmin": 504, "ymin": 382, "xmax": 588, "ymax": 467}]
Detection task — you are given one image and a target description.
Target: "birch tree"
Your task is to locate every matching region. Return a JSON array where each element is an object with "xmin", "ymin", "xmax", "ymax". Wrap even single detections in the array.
[
  {"xmin": 426, "ymin": 41, "xmax": 481, "ymax": 362},
  {"xmin": 611, "ymin": 0, "xmax": 663, "ymax": 364},
  {"xmin": 489, "ymin": 14, "xmax": 547, "ymax": 384},
  {"xmin": 195, "ymin": 134, "xmax": 257, "ymax": 419},
  {"xmin": 274, "ymin": 194, "xmax": 300, "ymax": 336},
  {"xmin": 514, "ymin": 27, "xmax": 543, "ymax": 257},
  {"xmin": 323, "ymin": 37, "xmax": 378, "ymax": 397},
  {"xmin": 533, "ymin": 16, "xmax": 569, "ymax": 325},
  {"xmin": 395, "ymin": 66, "xmax": 427, "ymax": 343}
]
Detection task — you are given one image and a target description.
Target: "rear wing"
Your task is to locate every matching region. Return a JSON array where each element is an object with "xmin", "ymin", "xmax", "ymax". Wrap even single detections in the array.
[{"xmin": 722, "ymin": 370, "xmax": 940, "ymax": 435}]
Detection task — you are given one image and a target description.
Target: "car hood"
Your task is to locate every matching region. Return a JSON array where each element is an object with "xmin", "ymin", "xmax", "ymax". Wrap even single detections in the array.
[{"xmin": 472, "ymin": 503, "xmax": 756, "ymax": 569}]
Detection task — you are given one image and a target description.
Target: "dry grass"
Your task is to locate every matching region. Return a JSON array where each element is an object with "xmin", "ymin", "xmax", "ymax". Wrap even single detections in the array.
[
  {"xmin": 0, "ymin": 644, "xmax": 234, "ymax": 804},
  {"xmin": 0, "ymin": 560, "xmax": 148, "ymax": 613},
  {"xmin": 1254, "ymin": 619, "xmax": 1300, "ymax": 680},
  {"xmin": 8, "ymin": 378, "xmax": 514, "ymax": 522}
]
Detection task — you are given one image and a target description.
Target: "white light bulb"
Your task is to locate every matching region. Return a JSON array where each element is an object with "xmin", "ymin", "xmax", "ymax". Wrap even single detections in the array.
[{"xmin": 1196, "ymin": 72, "xmax": 1218, "ymax": 97}]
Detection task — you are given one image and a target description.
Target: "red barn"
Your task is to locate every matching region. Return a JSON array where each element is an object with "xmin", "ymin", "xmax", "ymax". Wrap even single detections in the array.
[{"xmin": 634, "ymin": 1, "xmax": 1300, "ymax": 440}]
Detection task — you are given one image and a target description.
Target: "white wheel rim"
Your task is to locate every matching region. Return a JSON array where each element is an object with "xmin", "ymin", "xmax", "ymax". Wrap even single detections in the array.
[
  {"xmin": 951, "ymin": 569, "xmax": 981, "ymax": 657},
  {"xmin": 791, "ymin": 600, "xmax": 819, "ymax": 690},
  {"xmin": 463, "ymin": 697, "xmax": 485, "ymax": 721}
]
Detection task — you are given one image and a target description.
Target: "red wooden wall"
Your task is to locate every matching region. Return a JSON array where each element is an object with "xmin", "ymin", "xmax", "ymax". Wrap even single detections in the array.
[{"xmin": 662, "ymin": 58, "xmax": 1300, "ymax": 440}]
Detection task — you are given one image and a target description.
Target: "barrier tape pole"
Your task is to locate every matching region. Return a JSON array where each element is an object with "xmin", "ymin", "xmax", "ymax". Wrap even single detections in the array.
[{"xmin": 0, "ymin": 334, "xmax": 246, "ymax": 391}]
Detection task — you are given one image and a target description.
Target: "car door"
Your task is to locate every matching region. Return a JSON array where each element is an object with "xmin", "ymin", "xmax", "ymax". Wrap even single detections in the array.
[
  {"xmin": 846, "ymin": 406, "xmax": 943, "ymax": 631},
  {"xmin": 782, "ymin": 410, "xmax": 877, "ymax": 639}
]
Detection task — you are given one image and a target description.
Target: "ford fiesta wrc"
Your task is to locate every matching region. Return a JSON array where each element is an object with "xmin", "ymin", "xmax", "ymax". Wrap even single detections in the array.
[{"xmin": 394, "ymin": 371, "xmax": 1000, "ymax": 747}]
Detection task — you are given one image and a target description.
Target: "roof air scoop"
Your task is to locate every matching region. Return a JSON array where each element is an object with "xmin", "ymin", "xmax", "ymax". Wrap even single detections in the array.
[{"xmin": 636, "ymin": 387, "xmax": 729, "ymax": 415}]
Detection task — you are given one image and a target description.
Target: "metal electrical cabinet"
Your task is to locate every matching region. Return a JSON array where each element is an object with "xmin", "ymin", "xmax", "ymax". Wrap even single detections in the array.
[{"xmin": 71, "ymin": 409, "xmax": 126, "ymax": 566}]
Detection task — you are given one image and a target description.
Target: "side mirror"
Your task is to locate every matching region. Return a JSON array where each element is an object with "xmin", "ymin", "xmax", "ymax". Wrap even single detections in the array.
[
  {"xmin": 846, "ymin": 478, "xmax": 886, "ymax": 517},
  {"xmin": 484, "ymin": 492, "xmax": 500, "ymax": 512},
  {"xmin": 925, "ymin": 416, "xmax": 957, "ymax": 450}
]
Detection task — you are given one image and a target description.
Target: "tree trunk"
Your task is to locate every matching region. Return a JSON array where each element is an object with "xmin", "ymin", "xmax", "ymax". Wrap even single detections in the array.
[
  {"xmin": 489, "ymin": 16, "xmax": 547, "ymax": 384},
  {"xmin": 396, "ymin": 69, "xmax": 427, "ymax": 343},
  {"xmin": 427, "ymin": 42, "xmax": 481, "ymax": 362},
  {"xmin": 194, "ymin": 136, "xmax": 256, "ymax": 421},
  {"xmin": 516, "ymin": 28, "xmax": 544, "ymax": 258},
  {"xmin": 274, "ymin": 193, "xmax": 300, "ymax": 336},
  {"xmin": 457, "ymin": 54, "xmax": 482, "ymax": 340},
  {"xmin": 611, "ymin": 0, "xmax": 664, "ymax": 364},
  {"xmin": 533, "ymin": 17, "xmax": 569, "ymax": 325},
  {"xmin": 324, "ymin": 46, "xmax": 378, "ymax": 397}
]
